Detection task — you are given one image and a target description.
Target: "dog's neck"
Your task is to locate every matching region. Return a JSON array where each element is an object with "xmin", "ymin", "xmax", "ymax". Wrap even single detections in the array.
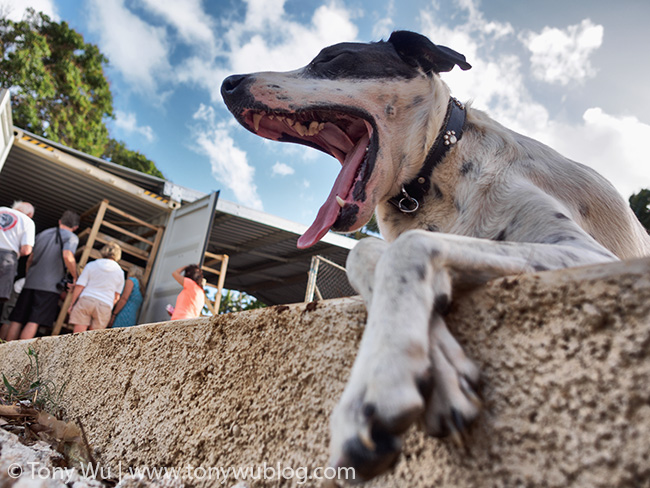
[{"xmin": 388, "ymin": 96, "xmax": 467, "ymax": 213}]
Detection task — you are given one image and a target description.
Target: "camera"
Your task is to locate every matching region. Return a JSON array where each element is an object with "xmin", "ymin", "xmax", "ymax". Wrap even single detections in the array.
[{"xmin": 56, "ymin": 275, "xmax": 74, "ymax": 292}]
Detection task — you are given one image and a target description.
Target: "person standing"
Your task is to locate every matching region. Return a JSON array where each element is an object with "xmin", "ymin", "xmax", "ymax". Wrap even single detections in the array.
[
  {"xmin": 2, "ymin": 210, "xmax": 80, "ymax": 340},
  {"xmin": 110, "ymin": 267, "xmax": 144, "ymax": 328},
  {"xmin": 170, "ymin": 264, "xmax": 205, "ymax": 320},
  {"xmin": 68, "ymin": 242, "xmax": 124, "ymax": 333},
  {"xmin": 0, "ymin": 201, "xmax": 35, "ymax": 303}
]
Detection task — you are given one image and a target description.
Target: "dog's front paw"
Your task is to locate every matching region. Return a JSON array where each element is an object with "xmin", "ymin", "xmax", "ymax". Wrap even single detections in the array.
[
  {"xmin": 424, "ymin": 325, "xmax": 481, "ymax": 442},
  {"xmin": 328, "ymin": 349, "xmax": 432, "ymax": 482}
]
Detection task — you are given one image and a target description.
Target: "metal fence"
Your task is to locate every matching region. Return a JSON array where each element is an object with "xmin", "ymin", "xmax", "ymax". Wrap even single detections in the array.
[{"xmin": 305, "ymin": 255, "xmax": 357, "ymax": 302}]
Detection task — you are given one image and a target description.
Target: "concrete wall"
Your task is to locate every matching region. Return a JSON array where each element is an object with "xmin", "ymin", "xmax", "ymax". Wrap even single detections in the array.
[{"xmin": 1, "ymin": 258, "xmax": 649, "ymax": 487}]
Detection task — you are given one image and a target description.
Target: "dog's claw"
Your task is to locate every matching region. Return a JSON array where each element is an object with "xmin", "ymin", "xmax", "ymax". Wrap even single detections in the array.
[
  {"xmin": 451, "ymin": 408, "xmax": 465, "ymax": 432},
  {"xmin": 459, "ymin": 375, "xmax": 483, "ymax": 409},
  {"xmin": 358, "ymin": 423, "xmax": 376, "ymax": 451},
  {"xmin": 450, "ymin": 427, "xmax": 464, "ymax": 449},
  {"xmin": 339, "ymin": 427, "xmax": 402, "ymax": 482}
]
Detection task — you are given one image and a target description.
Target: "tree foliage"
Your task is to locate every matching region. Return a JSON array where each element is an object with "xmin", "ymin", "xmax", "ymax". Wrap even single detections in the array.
[
  {"xmin": 629, "ymin": 189, "xmax": 650, "ymax": 234},
  {"xmin": 346, "ymin": 213, "xmax": 381, "ymax": 240},
  {"xmin": 103, "ymin": 139, "xmax": 164, "ymax": 179},
  {"xmin": 0, "ymin": 8, "xmax": 112, "ymax": 156},
  {"xmin": 0, "ymin": 8, "xmax": 163, "ymax": 178},
  {"xmin": 219, "ymin": 289, "xmax": 266, "ymax": 314}
]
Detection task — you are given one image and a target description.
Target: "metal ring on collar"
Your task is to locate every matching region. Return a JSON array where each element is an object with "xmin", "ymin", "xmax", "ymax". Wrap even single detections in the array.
[{"xmin": 398, "ymin": 186, "xmax": 419, "ymax": 213}]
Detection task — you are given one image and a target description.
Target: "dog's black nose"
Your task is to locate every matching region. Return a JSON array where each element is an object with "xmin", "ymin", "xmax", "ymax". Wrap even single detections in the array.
[{"xmin": 221, "ymin": 74, "xmax": 248, "ymax": 98}]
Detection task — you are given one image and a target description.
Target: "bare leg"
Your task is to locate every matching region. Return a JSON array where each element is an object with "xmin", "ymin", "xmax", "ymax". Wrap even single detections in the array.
[
  {"xmin": 2, "ymin": 321, "xmax": 23, "ymax": 341},
  {"xmin": 0, "ymin": 322, "xmax": 10, "ymax": 340},
  {"xmin": 19, "ymin": 322, "xmax": 39, "ymax": 340}
]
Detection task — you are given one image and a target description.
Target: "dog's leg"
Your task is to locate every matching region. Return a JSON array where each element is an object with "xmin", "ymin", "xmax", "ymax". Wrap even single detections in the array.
[
  {"xmin": 331, "ymin": 235, "xmax": 432, "ymax": 480},
  {"xmin": 331, "ymin": 230, "xmax": 616, "ymax": 480},
  {"xmin": 345, "ymin": 236, "xmax": 389, "ymax": 306}
]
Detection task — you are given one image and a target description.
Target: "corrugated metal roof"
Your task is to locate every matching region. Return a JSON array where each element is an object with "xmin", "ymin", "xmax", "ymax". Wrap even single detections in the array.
[
  {"xmin": 16, "ymin": 128, "xmax": 205, "ymax": 204},
  {"xmin": 0, "ymin": 134, "xmax": 171, "ymax": 232},
  {"xmin": 18, "ymin": 128, "xmax": 168, "ymax": 194},
  {"xmin": 209, "ymin": 198, "xmax": 356, "ymax": 305}
]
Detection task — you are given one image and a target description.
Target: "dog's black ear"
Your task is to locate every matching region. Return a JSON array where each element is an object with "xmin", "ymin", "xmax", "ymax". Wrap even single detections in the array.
[{"xmin": 388, "ymin": 30, "xmax": 471, "ymax": 73}]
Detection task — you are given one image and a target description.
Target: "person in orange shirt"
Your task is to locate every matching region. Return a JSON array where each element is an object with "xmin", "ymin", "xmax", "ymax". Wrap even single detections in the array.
[{"xmin": 170, "ymin": 264, "xmax": 205, "ymax": 320}]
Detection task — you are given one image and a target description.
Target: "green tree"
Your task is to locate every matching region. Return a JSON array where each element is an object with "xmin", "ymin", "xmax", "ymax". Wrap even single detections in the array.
[
  {"xmin": 629, "ymin": 189, "xmax": 650, "ymax": 234},
  {"xmin": 0, "ymin": 8, "xmax": 164, "ymax": 178},
  {"xmin": 346, "ymin": 213, "xmax": 381, "ymax": 240},
  {"xmin": 103, "ymin": 139, "xmax": 164, "ymax": 178},
  {"xmin": 0, "ymin": 8, "xmax": 112, "ymax": 156},
  {"xmin": 219, "ymin": 289, "xmax": 266, "ymax": 314}
]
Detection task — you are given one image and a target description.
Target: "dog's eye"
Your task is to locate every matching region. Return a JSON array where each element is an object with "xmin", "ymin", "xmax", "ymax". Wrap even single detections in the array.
[
  {"xmin": 311, "ymin": 56, "xmax": 337, "ymax": 68},
  {"xmin": 308, "ymin": 52, "xmax": 352, "ymax": 78},
  {"xmin": 311, "ymin": 53, "xmax": 345, "ymax": 67}
]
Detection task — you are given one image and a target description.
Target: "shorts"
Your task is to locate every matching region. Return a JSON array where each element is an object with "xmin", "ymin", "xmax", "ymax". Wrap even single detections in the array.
[
  {"xmin": 68, "ymin": 296, "xmax": 112, "ymax": 329},
  {"xmin": 9, "ymin": 288, "xmax": 61, "ymax": 327},
  {"xmin": 0, "ymin": 249, "xmax": 18, "ymax": 301}
]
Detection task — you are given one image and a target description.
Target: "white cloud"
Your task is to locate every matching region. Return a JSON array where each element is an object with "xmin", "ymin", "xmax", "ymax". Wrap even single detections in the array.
[
  {"xmin": 371, "ymin": 0, "xmax": 394, "ymax": 39},
  {"xmin": 242, "ymin": 0, "xmax": 286, "ymax": 31},
  {"xmin": 86, "ymin": 0, "xmax": 172, "ymax": 93},
  {"xmin": 138, "ymin": 0, "xmax": 217, "ymax": 55},
  {"xmin": 114, "ymin": 110, "xmax": 155, "ymax": 142},
  {"xmin": 0, "ymin": 0, "xmax": 58, "ymax": 21},
  {"xmin": 272, "ymin": 162, "xmax": 295, "ymax": 176},
  {"xmin": 420, "ymin": 2, "xmax": 526, "ymax": 120},
  {"xmin": 529, "ymin": 109, "xmax": 650, "ymax": 198},
  {"xmin": 228, "ymin": 11, "xmax": 355, "ymax": 74},
  {"xmin": 191, "ymin": 104, "xmax": 263, "ymax": 210},
  {"xmin": 178, "ymin": 2, "xmax": 358, "ymax": 101},
  {"xmin": 522, "ymin": 19, "xmax": 603, "ymax": 86}
]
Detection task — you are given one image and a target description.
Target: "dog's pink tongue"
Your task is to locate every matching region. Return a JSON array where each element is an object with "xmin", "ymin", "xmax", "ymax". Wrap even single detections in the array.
[{"xmin": 298, "ymin": 133, "xmax": 370, "ymax": 249}]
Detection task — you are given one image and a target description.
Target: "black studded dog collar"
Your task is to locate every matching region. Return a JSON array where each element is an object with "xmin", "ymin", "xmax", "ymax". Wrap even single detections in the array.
[{"xmin": 388, "ymin": 97, "xmax": 466, "ymax": 213}]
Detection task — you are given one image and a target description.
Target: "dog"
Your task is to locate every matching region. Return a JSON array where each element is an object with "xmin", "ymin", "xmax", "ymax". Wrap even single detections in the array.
[{"xmin": 221, "ymin": 30, "xmax": 650, "ymax": 482}]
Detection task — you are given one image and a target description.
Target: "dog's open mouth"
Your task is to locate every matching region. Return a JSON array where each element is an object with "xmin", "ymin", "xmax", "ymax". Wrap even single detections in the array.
[{"xmin": 241, "ymin": 109, "xmax": 376, "ymax": 248}]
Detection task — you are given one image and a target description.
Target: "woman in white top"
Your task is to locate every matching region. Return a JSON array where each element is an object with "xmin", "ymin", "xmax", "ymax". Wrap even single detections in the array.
[{"xmin": 68, "ymin": 242, "xmax": 124, "ymax": 333}]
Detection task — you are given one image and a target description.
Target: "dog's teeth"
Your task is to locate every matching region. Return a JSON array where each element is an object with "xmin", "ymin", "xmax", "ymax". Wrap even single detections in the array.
[
  {"xmin": 285, "ymin": 118, "xmax": 295, "ymax": 127},
  {"xmin": 252, "ymin": 113, "xmax": 263, "ymax": 132},
  {"xmin": 308, "ymin": 121, "xmax": 320, "ymax": 136},
  {"xmin": 268, "ymin": 114, "xmax": 275, "ymax": 120},
  {"xmin": 318, "ymin": 122, "xmax": 325, "ymax": 131},
  {"xmin": 336, "ymin": 195, "xmax": 346, "ymax": 208},
  {"xmin": 295, "ymin": 123, "xmax": 307, "ymax": 136}
]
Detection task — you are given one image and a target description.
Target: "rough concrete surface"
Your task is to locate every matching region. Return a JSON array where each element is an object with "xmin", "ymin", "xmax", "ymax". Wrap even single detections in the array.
[{"xmin": 1, "ymin": 258, "xmax": 649, "ymax": 488}]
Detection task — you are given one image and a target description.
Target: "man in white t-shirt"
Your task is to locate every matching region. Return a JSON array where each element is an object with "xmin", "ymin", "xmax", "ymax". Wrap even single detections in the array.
[
  {"xmin": 0, "ymin": 201, "xmax": 35, "ymax": 301},
  {"xmin": 68, "ymin": 242, "xmax": 125, "ymax": 332}
]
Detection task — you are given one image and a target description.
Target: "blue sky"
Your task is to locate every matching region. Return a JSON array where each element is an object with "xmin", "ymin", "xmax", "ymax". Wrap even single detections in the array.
[{"xmin": 4, "ymin": 0, "xmax": 650, "ymax": 229}]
